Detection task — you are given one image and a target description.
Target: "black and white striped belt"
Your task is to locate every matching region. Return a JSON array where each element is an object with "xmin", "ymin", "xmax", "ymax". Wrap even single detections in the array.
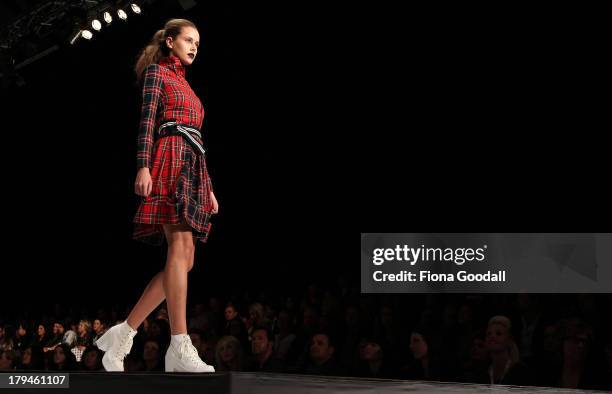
[{"xmin": 157, "ymin": 121, "xmax": 206, "ymax": 155}]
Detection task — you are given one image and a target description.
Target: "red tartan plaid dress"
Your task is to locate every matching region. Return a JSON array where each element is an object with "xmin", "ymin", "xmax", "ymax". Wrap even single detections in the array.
[{"xmin": 133, "ymin": 55, "xmax": 213, "ymax": 246}]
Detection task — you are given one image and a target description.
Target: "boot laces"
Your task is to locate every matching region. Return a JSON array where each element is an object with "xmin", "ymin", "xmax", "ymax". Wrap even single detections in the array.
[
  {"xmin": 113, "ymin": 328, "xmax": 133, "ymax": 361},
  {"xmin": 179, "ymin": 338, "xmax": 205, "ymax": 366}
]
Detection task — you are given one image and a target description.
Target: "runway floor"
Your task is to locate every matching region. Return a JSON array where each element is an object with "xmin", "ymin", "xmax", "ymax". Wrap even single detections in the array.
[{"xmin": 2, "ymin": 371, "xmax": 610, "ymax": 394}]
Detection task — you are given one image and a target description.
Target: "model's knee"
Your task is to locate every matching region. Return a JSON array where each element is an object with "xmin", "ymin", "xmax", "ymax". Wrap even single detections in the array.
[
  {"xmin": 166, "ymin": 251, "xmax": 192, "ymax": 272},
  {"xmin": 169, "ymin": 239, "xmax": 194, "ymax": 257}
]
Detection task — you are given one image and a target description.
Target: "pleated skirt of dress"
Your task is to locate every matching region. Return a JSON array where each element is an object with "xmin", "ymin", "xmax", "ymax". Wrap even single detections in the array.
[{"xmin": 133, "ymin": 135, "xmax": 213, "ymax": 246}]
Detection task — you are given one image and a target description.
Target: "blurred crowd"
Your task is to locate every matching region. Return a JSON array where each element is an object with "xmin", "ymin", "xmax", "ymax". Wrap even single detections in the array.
[{"xmin": 1, "ymin": 283, "xmax": 612, "ymax": 390}]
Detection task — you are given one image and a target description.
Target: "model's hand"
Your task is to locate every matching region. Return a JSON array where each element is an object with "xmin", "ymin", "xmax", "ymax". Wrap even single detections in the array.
[
  {"xmin": 135, "ymin": 167, "xmax": 152, "ymax": 197},
  {"xmin": 210, "ymin": 191, "xmax": 219, "ymax": 214}
]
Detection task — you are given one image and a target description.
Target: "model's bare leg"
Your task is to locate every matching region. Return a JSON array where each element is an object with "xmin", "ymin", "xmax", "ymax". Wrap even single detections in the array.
[
  {"xmin": 126, "ymin": 271, "xmax": 166, "ymax": 330},
  {"xmin": 126, "ymin": 231, "xmax": 195, "ymax": 331},
  {"xmin": 100, "ymin": 225, "xmax": 197, "ymax": 372},
  {"xmin": 160, "ymin": 223, "xmax": 212, "ymax": 372},
  {"xmin": 161, "ymin": 222, "xmax": 196, "ymax": 335}
]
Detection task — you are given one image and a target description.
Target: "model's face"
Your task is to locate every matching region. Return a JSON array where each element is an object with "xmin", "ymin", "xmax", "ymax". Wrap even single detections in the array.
[{"xmin": 167, "ymin": 26, "xmax": 199, "ymax": 66}]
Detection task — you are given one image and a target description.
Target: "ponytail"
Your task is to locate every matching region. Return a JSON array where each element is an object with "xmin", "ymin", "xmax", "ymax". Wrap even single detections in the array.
[{"xmin": 134, "ymin": 18, "xmax": 197, "ymax": 82}]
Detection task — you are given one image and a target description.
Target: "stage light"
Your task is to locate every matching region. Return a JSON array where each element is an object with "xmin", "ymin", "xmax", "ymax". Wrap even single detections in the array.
[
  {"xmin": 117, "ymin": 9, "xmax": 127, "ymax": 20},
  {"xmin": 103, "ymin": 12, "xmax": 112, "ymax": 24},
  {"xmin": 130, "ymin": 4, "xmax": 142, "ymax": 14},
  {"xmin": 91, "ymin": 19, "xmax": 102, "ymax": 31},
  {"xmin": 81, "ymin": 30, "xmax": 93, "ymax": 40}
]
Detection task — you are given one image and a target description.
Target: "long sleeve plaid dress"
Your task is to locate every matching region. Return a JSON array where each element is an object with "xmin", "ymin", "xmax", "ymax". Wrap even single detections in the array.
[{"xmin": 133, "ymin": 55, "xmax": 214, "ymax": 245}]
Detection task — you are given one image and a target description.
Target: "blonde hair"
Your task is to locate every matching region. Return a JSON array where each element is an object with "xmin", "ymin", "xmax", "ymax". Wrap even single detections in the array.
[
  {"xmin": 215, "ymin": 336, "xmax": 243, "ymax": 371},
  {"xmin": 488, "ymin": 315, "xmax": 520, "ymax": 364},
  {"xmin": 134, "ymin": 18, "xmax": 197, "ymax": 82}
]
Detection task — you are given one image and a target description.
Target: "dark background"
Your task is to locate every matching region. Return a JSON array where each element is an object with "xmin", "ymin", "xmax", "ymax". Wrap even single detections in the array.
[
  {"xmin": 1, "ymin": 1, "xmax": 351, "ymax": 316},
  {"xmin": 1, "ymin": 2, "xmax": 610, "ymax": 317}
]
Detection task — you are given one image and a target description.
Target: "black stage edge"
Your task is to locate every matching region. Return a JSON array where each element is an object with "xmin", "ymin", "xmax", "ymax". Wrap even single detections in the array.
[{"xmin": 3, "ymin": 372, "xmax": 611, "ymax": 394}]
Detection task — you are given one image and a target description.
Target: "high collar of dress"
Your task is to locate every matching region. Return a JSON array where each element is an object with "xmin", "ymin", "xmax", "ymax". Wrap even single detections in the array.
[{"xmin": 159, "ymin": 55, "xmax": 186, "ymax": 78}]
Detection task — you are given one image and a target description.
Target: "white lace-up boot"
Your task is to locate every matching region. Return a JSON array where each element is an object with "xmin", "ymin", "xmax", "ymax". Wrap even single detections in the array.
[
  {"xmin": 96, "ymin": 321, "xmax": 138, "ymax": 372},
  {"xmin": 165, "ymin": 334, "xmax": 215, "ymax": 372}
]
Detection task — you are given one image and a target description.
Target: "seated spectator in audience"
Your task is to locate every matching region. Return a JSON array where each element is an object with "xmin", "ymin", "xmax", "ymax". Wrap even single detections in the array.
[
  {"xmin": 460, "ymin": 331, "xmax": 489, "ymax": 383},
  {"xmin": 338, "ymin": 305, "xmax": 365, "ymax": 373},
  {"xmin": 0, "ymin": 349, "xmax": 18, "ymax": 371},
  {"xmin": 600, "ymin": 332, "xmax": 612, "ymax": 390},
  {"xmin": 92, "ymin": 318, "xmax": 108, "ymax": 347},
  {"xmin": 301, "ymin": 332, "xmax": 342, "ymax": 376},
  {"xmin": 531, "ymin": 320, "xmax": 563, "ymax": 386},
  {"xmin": 207, "ymin": 297, "xmax": 223, "ymax": 337},
  {"xmin": 285, "ymin": 305, "xmax": 321, "ymax": 371},
  {"xmin": 31, "ymin": 324, "xmax": 50, "ymax": 352},
  {"xmin": 189, "ymin": 329, "xmax": 205, "ymax": 357},
  {"xmin": 19, "ymin": 346, "xmax": 44, "ymax": 370},
  {"xmin": 215, "ymin": 336, "xmax": 244, "ymax": 372},
  {"xmin": 542, "ymin": 319, "xmax": 601, "ymax": 389},
  {"xmin": 147, "ymin": 318, "xmax": 170, "ymax": 348},
  {"xmin": 142, "ymin": 316, "xmax": 152, "ymax": 338},
  {"xmin": 142, "ymin": 339, "xmax": 163, "ymax": 372},
  {"xmin": 49, "ymin": 344, "xmax": 78, "ymax": 371},
  {"xmin": 62, "ymin": 318, "xmax": 77, "ymax": 348},
  {"xmin": 402, "ymin": 327, "xmax": 448, "ymax": 381},
  {"xmin": 246, "ymin": 303, "xmax": 270, "ymax": 341},
  {"xmin": 189, "ymin": 329, "xmax": 214, "ymax": 366},
  {"xmin": 156, "ymin": 306, "xmax": 169, "ymax": 322},
  {"xmin": 72, "ymin": 320, "xmax": 93, "ymax": 362},
  {"xmin": 514, "ymin": 293, "xmax": 545, "ymax": 366},
  {"xmin": 13, "ymin": 322, "xmax": 31, "ymax": 353},
  {"xmin": 477, "ymin": 315, "xmax": 532, "ymax": 385},
  {"xmin": 320, "ymin": 291, "xmax": 341, "ymax": 332},
  {"xmin": 80, "ymin": 346, "xmax": 103, "ymax": 371},
  {"xmin": 0, "ymin": 324, "xmax": 14, "ymax": 351},
  {"xmin": 224, "ymin": 303, "xmax": 248, "ymax": 351},
  {"xmin": 124, "ymin": 353, "xmax": 145, "ymax": 372},
  {"xmin": 352, "ymin": 335, "xmax": 398, "ymax": 379},
  {"xmin": 188, "ymin": 303, "xmax": 209, "ymax": 332},
  {"xmin": 373, "ymin": 305, "xmax": 403, "ymax": 364},
  {"xmin": 204, "ymin": 335, "xmax": 218, "ymax": 367},
  {"xmin": 247, "ymin": 326, "xmax": 284, "ymax": 372},
  {"xmin": 43, "ymin": 320, "xmax": 66, "ymax": 353},
  {"xmin": 273, "ymin": 310, "xmax": 296, "ymax": 363}
]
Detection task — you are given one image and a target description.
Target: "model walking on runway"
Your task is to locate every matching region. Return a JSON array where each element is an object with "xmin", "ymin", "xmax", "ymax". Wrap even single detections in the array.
[{"xmin": 96, "ymin": 18, "xmax": 218, "ymax": 373}]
